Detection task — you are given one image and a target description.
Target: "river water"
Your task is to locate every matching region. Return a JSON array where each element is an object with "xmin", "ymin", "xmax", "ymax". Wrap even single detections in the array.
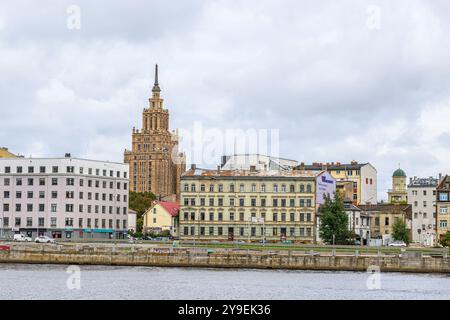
[{"xmin": 0, "ymin": 264, "xmax": 449, "ymax": 300}]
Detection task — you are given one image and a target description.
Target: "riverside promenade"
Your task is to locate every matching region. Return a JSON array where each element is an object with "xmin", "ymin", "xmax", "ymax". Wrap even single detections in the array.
[{"xmin": 0, "ymin": 242, "xmax": 449, "ymax": 274}]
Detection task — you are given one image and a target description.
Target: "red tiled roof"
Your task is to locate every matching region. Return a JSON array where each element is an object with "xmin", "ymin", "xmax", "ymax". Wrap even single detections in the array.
[{"xmin": 157, "ymin": 201, "xmax": 180, "ymax": 217}]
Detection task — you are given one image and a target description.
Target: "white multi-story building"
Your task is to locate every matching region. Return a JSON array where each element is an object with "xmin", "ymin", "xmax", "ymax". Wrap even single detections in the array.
[
  {"xmin": 408, "ymin": 176, "xmax": 438, "ymax": 246},
  {"xmin": 0, "ymin": 156, "xmax": 129, "ymax": 240}
]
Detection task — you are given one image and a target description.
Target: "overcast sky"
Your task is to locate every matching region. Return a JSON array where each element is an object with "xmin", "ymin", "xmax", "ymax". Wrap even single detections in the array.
[{"xmin": 1, "ymin": 0, "xmax": 450, "ymax": 200}]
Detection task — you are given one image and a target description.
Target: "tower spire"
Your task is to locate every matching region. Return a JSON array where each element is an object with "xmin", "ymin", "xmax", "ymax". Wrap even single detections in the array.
[{"xmin": 152, "ymin": 64, "xmax": 161, "ymax": 93}]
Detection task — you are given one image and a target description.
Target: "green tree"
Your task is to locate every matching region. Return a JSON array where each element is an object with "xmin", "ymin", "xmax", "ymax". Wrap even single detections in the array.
[
  {"xmin": 392, "ymin": 219, "xmax": 410, "ymax": 244},
  {"xmin": 440, "ymin": 232, "xmax": 450, "ymax": 247},
  {"xmin": 319, "ymin": 193, "xmax": 350, "ymax": 245},
  {"xmin": 129, "ymin": 191, "xmax": 156, "ymax": 235}
]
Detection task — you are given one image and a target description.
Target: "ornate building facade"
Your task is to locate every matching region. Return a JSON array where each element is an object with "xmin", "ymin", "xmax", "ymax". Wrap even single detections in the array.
[{"xmin": 124, "ymin": 65, "xmax": 185, "ymax": 198}]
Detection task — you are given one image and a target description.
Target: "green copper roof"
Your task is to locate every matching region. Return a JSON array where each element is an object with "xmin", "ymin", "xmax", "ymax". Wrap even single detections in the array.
[{"xmin": 393, "ymin": 168, "xmax": 406, "ymax": 177}]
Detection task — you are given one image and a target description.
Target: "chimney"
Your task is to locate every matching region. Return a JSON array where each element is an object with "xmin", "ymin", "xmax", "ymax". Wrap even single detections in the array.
[
  {"xmin": 65, "ymin": 153, "xmax": 71, "ymax": 158},
  {"xmin": 217, "ymin": 165, "xmax": 221, "ymax": 174},
  {"xmin": 190, "ymin": 164, "xmax": 196, "ymax": 171},
  {"xmin": 439, "ymin": 173, "xmax": 442, "ymax": 181},
  {"xmin": 250, "ymin": 165, "xmax": 256, "ymax": 172},
  {"xmin": 410, "ymin": 177, "xmax": 413, "ymax": 184}
]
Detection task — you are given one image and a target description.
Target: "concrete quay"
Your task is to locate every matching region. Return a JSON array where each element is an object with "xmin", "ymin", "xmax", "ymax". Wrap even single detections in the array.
[{"xmin": 0, "ymin": 243, "xmax": 450, "ymax": 274}]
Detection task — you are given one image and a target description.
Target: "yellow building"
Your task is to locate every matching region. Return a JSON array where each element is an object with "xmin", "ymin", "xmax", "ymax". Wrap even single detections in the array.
[
  {"xmin": 436, "ymin": 175, "xmax": 450, "ymax": 242},
  {"xmin": 0, "ymin": 147, "xmax": 17, "ymax": 158},
  {"xmin": 296, "ymin": 162, "xmax": 377, "ymax": 205},
  {"xmin": 388, "ymin": 168, "xmax": 408, "ymax": 204},
  {"xmin": 179, "ymin": 165, "xmax": 336, "ymax": 244},
  {"xmin": 143, "ymin": 201, "xmax": 180, "ymax": 236},
  {"xmin": 358, "ymin": 204, "xmax": 412, "ymax": 244}
]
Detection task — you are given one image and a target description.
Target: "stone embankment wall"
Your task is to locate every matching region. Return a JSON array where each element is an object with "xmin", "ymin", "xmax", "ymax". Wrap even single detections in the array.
[{"xmin": 0, "ymin": 244, "xmax": 449, "ymax": 274}]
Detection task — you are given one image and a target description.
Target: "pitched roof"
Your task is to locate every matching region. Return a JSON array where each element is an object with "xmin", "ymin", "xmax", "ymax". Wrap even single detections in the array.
[
  {"xmin": 357, "ymin": 204, "xmax": 411, "ymax": 212},
  {"xmin": 157, "ymin": 201, "xmax": 180, "ymax": 217}
]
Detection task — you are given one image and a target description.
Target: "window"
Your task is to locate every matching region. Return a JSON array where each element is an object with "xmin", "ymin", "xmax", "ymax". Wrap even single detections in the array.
[
  {"xmin": 52, "ymin": 178, "xmax": 58, "ymax": 186},
  {"xmin": 239, "ymin": 198, "xmax": 245, "ymax": 207},
  {"xmin": 290, "ymin": 199, "xmax": 295, "ymax": 207},
  {"xmin": 281, "ymin": 185, "xmax": 286, "ymax": 193},
  {"xmin": 66, "ymin": 178, "xmax": 74, "ymax": 186},
  {"xmin": 28, "ymin": 166, "xmax": 34, "ymax": 173},
  {"xmin": 290, "ymin": 212, "xmax": 295, "ymax": 222},
  {"xmin": 440, "ymin": 207, "xmax": 448, "ymax": 215},
  {"xmin": 218, "ymin": 184, "xmax": 223, "ymax": 193},
  {"xmin": 52, "ymin": 166, "xmax": 58, "ymax": 173},
  {"xmin": 200, "ymin": 198, "xmax": 206, "ymax": 206},
  {"xmin": 290, "ymin": 185, "xmax": 295, "ymax": 193},
  {"xmin": 229, "ymin": 198, "xmax": 235, "ymax": 206},
  {"xmin": 39, "ymin": 204, "xmax": 44, "ymax": 212},
  {"xmin": 67, "ymin": 166, "xmax": 75, "ymax": 173},
  {"xmin": 38, "ymin": 218, "xmax": 44, "ymax": 227},
  {"xmin": 273, "ymin": 213, "xmax": 278, "ymax": 222},
  {"xmin": 17, "ymin": 166, "xmax": 22, "ymax": 173},
  {"xmin": 261, "ymin": 199, "xmax": 266, "ymax": 207},
  {"xmin": 5, "ymin": 166, "xmax": 10, "ymax": 173},
  {"xmin": 27, "ymin": 204, "xmax": 33, "ymax": 212},
  {"xmin": 229, "ymin": 184, "xmax": 234, "ymax": 192},
  {"xmin": 273, "ymin": 199, "xmax": 278, "ymax": 207},
  {"xmin": 440, "ymin": 220, "xmax": 448, "ymax": 228},
  {"xmin": 306, "ymin": 199, "xmax": 312, "ymax": 207},
  {"xmin": 209, "ymin": 212, "xmax": 214, "ymax": 221},
  {"xmin": 440, "ymin": 193, "xmax": 449, "ymax": 202},
  {"xmin": 273, "ymin": 184, "xmax": 278, "ymax": 192},
  {"xmin": 39, "ymin": 178, "xmax": 45, "ymax": 186},
  {"xmin": 300, "ymin": 213, "xmax": 305, "ymax": 222},
  {"xmin": 240, "ymin": 184, "xmax": 245, "ymax": 192},
  {"xmin": 27, "ymin": 178, "xmax": 33, "ymax": 186},
  {"xmin": 200, "ymin": 184, "xmax": 206, "ymax": 192},
  {"xmin": 218, "ymin": 212, "xmax": 223, "ymax": 221},
  {"xmin": 251, "ymin": 198, "xmax": 256, "ymax": 207},
  {"xmin": 65, "ymin": 218, "xmax": 74, "ymax": 227},
  {"xmin": 261, "ymin": 184, "xmax": 266, "ymax": 192},
  {"xmin": 184, "ymin": 184, "xmax": 189, "ymax": 192},
  {"xmin": 66, "ymin": 204, "xmax": 74, "ymax": 213},
  {"xmin": 51, "ymin": 204, "xmax": 57, "ymax": 212},
  {"xmin": 27, "ymin": 191, "xmax": 33, "ymax": 199},
  {"xmin": 27, "ymin": 217, "xmax": 32, "ymax": 227},
  {"xmin": 3, "ymin": 191, "xmax": 9, "ymax": 199},
  {"xmin": 281, "ymin": 199, "xmax": 286, "ymax": 207},
  {"xmin": 307, "ymin": 213, "xmax": 311, "ymax": 222},
  {"xmin": 385, "ymin": 217, "xmax": 389, "ymax": 226},
  {"xmin": 209, "ymin": 198, "xmax": 214, "ymax": 206},
  {"xmin": 239, "ymin": 212, "xmax": 244, "ymax": 221},
  {"xmin": 209, "ymin": 184, "xmax": 214, "ymax": 192},
  {"xmin": 306, "ymin": 184, "xmax": 312, "ymax": 193},
  {"xmin": 15, "ymin": 218, "xmax": 21, "ymax": 227},
  {"xmin": 229, "ymin": 212, "xmax": 235, "ymax": 221},
  {"xmin": 218, "ymin": 198, "xmax": 223, "ymax": 207}
]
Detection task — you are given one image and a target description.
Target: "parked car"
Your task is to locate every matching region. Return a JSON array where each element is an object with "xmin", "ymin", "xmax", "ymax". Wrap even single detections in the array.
[
  {"xmin": 35, "ymin": 236, "xmax": 56, "ymax": 244},
  {"xmin": 13, "ymin": 234, "xmax": 32, "ymax": 242},
  {"xmin": 388, "ymin": 240, "xmax": 407, "ymax": 247}
]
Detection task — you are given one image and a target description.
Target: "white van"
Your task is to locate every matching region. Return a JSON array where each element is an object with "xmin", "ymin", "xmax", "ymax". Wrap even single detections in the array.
[{"xmin": 13, "ymin": 234, "xmax": 32, "ymax": 242}]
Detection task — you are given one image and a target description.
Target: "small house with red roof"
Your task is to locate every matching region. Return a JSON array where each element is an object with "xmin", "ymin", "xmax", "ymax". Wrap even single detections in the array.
[{"xmin": 143, "ymin": 201, "xmax": 180, "ymax": 236}]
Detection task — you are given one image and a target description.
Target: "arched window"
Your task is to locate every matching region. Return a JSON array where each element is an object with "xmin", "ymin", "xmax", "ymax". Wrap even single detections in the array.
[
  {"xmin": 273, "ymin": 184, "xmax": 278, "ymax": 192},
  {"xmin": 184, "ymin": 184, "xmax": 189, "ymax": 192},
  {"xmin": 191, "ymin": 184, "xmax": 196, "ymax": 192},
  {"xmin": 306, "ymin": 184, "xmax": 312, "ymax": 193}
]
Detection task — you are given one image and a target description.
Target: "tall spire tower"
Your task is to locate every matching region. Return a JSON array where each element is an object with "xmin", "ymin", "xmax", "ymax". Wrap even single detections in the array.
[{"xmin": 124, "ymin": 64, "xmax": 186, "ymax": 199}]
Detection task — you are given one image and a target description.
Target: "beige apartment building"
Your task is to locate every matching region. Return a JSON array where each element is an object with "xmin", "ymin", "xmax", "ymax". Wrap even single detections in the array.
[
  {"xmin": 436, "ymin": 175, "xmax": 450, "ymax": 242},
  {"xmin": 358, "ymin": 204, "xmax": 412, "ymax": 245},
  {"xmin": 179, "ymin": 165, "xmax": 336, "ymax": 243},
  {"xmin": 295, "ymin": 161, "xmax": 377, "ymax": 205}
]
